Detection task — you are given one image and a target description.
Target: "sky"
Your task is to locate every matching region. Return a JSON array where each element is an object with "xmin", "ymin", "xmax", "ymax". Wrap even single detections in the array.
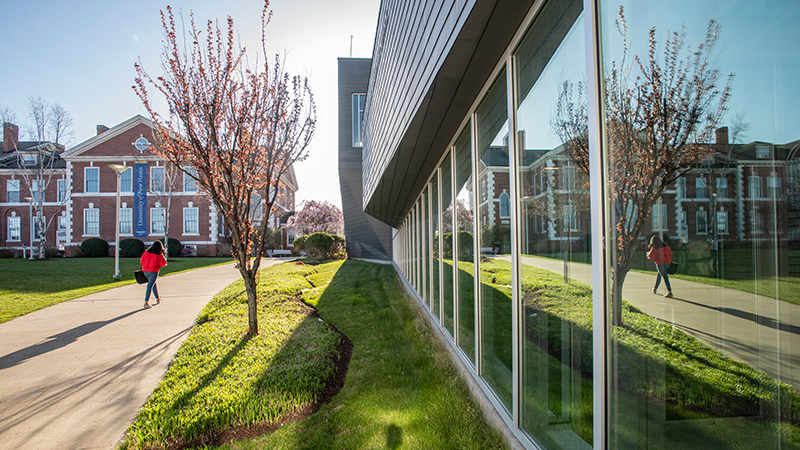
[{"xmin": 0, "ymin": 0, "xmax": 380, "ymax": 209}]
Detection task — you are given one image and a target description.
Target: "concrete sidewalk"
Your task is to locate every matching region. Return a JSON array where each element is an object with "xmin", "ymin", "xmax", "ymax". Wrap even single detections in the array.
[
  {"xmin": 0, "ymin": 258, "xmax": 284, "ymax": 450},
  {"xmin": 515, "ymin": 255, "xmax": 800, "ymax": 389}
]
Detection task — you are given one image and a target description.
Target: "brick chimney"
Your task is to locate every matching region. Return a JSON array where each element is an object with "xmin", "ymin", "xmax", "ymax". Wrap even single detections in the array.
[
  {"xmin": 97, "ymin": 125, "xmax": 109, "ymax": 135},
  {"xmin": 3, "ymin": 122, "xmax": 19, "ymax": 152},
  {"xmin": 715, "ymin": 127, "xmax": 729, "ymax": 146}
]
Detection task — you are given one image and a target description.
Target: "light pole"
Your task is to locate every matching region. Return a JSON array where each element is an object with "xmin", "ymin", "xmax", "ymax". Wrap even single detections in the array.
[
  {"xmin": 23, "ymin": 196, "xmax": 33, "ymax": 260},
  {"xmin": 109, "ymin": 164, "xmax": 130, "ymax": 278}
]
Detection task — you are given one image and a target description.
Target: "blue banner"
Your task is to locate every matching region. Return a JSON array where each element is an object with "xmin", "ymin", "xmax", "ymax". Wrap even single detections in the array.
[{"xmin": 133, "ymin": 163, "xmax": 148, "ymax": 238}]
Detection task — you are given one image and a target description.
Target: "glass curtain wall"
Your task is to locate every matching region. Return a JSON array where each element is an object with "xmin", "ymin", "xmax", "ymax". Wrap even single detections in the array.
[
  {"xmin": 455, "ymin": 123, "xmax": 476, "ymax": 363},
  {"xmin": 476, "ymin": 68, "xmax": 513, "ymax": 410},
  {"xmin": 513, "ymin": 0, "xmax": 592, "ymax": 447},
  {"xmin": 441, "ymin": 151, "xmax": 455, "ymax": 336},
  {"xmin": 422, "ymin": 188, "xmax": 429, "ymax": 308},
  {"xmin": 431, "ymin": 172, "xmax": 441, "ymax": 319},
  {"xmin": 598, "ymin": 1, "xmax": 800, "ymax": 449}
]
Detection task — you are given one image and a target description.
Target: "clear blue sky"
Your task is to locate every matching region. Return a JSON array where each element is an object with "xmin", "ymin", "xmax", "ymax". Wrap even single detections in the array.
[{"xmin": 0, "ymin": 0, "xmax": 380, "ymax": 208}]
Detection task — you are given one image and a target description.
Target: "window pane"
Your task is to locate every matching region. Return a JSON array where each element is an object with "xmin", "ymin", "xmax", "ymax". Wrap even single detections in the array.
[
  {"xmin": 352, "ymin": 93, "xmax": 366, "ymax": 147},
  {"xmin": 151, "ymin": 208, "xmax": 165, "ymax": 234},
  {"xmin": 85, "ymin": 209, "xmax": 99, "ymax": 235},
  {"xmin": 422, "ymin": 188, "xmax": 429, "ymax": 307},
  {"xmin": 600, "ymin": 1, "xmax": 800, "ymax": 447},
  {"xmin": 454, "ymin": 123, "xmax": 476, "ymax": 364},
  {"xmin": 8, "ymin": 216, "xmax": 21, "ymax": 240},
  {"xmin": 151, "ymin": 167, "xmax": 165, "ymax": 192},
  {"xmin": 121, "ymin": 169, "xmax": 132, "ymax": 193},
  {"xmin": 515, "ymin": 0, "xmax": 591, "ymax": 444},
  {"xmin": 120, "ymin": 209, "xmax": 132, "ymax": 235},
  {"xmin": 441, "ymin": 150, "xmax": 455, "ymax": 337},
  {"xmin": 7, "ymin": 180, "xmax": 20, "ymax": 203},
  {"xmin": 476, "ymin": 67, "xmax": 512, "ymax": 411},
  {"xmin": 431, "ymin": 172, "xmax": 440, "ymax": 318},
  {"xmin": 85, "ymin": 168, "xmax": 99, "ymax": 193},
  {"xmin": 184, "ymin": 208, "xmax": 199, "ymax": 234}
]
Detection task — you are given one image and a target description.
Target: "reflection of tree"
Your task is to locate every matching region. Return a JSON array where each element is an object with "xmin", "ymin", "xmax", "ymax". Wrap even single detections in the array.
[
  {"xmin": 553, "ymin": 7, "xmax": 733, "ymax": 326},
  {"xmin": 442, "ymin": 198, "xmax": 474, "ymax": 233}
]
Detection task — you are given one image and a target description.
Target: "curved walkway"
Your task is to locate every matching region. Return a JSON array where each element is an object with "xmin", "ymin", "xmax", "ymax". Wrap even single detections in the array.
[
  {"xmin": 0, "ymin": 258, "xmax": 285, "ymax": 450},
  {"xmin": 515, "ymin": 255, "xmax": 800, "ymax": 390}
]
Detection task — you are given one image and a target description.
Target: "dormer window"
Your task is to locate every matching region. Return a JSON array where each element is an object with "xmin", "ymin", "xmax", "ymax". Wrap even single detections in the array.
[{"xmin": 22, "ymin": 154, "xmax": 36, "ymax": 165}]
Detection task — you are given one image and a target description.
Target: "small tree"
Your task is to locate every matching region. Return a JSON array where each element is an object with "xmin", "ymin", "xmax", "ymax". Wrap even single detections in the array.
[
  {"xmin": 11, "ymin": 97, "xmax": 73, "ymax": 259},
  {"xmin": 553, "ymin": 7, "xmax": 732, "ymax": 325},
  {"xmin": 286, "ymin": 200, "xmax": 343, "ymax": 235},
  {"xmin": 134, "ymin": 2, "xmax": 316, "ymax": 336}
]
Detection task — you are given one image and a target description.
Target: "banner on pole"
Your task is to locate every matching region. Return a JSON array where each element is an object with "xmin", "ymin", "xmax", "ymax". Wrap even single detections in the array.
[{"xmin": 133, "ymin": 163, "xmax": 148, "ymax": 238}]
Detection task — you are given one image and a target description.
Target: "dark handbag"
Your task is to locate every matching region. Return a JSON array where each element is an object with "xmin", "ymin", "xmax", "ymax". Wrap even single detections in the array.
[
  {"xmin": 134, "ymin": 270, "xmax": 148, "ymax": 284},
  {"xmin": 667, "ymin": 262, "xmax": 678, "ymax": 275}
]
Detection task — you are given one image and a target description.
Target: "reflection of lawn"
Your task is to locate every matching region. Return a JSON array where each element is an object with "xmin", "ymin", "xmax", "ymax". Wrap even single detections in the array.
[
  {"xmin": 477, "ymin": 258, "xmax": 800, "ymax": 448},
  {"xmin": 527, "ymin": 248, "xmax": 800, "ymax": 306}
]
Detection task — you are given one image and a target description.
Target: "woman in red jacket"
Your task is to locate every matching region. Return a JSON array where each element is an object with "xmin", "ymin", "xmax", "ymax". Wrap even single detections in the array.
[
  {"xmin": 140, "ymin": 240, "xmax": 168, "ymax": 309},
  {"xmin": 647, "ymin": 235, "xmax": 673, "ymax": 298}
]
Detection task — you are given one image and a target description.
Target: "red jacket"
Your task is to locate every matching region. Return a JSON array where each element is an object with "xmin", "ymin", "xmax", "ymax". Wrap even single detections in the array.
[
  {"xmin": 647, "ymin": 245, "xmax": 673, "ymax": 265},
  {"xmin": 140, "ymin": 251, "xmax": 167, "ymax": 272}
]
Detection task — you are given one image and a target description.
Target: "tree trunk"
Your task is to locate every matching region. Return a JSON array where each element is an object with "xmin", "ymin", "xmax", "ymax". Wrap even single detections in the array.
[
  {"xmin": 242, "ymin": 267, "xmax": 259, "ymax": 336},
  {"xmin": 37, "ymin": 214, "xmax": 46, "ymax": 259}
]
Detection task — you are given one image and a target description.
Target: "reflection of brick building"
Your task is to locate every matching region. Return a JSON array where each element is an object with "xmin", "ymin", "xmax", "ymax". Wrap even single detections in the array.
[
  {"xmin": 477, "ymin": 130, "xmax": 800, "ymax": 253},
  {"xmin": 2, "ymin": 115, "xmax": 298, "ymax": 255}
]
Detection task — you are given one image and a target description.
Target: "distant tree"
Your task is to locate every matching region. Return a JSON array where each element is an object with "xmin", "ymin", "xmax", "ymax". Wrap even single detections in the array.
[
  {"xmin": 441, "ymin": 198, "xmax": 474, "ymax": 233},
  {"xmin": 12, "ymin": 97, "xmax": 73, "ymax": 259},
  {"xmin": 553, "ymin": 7, "xmax": 733, "ymax": 325},
  {"xmin": 134, "ymin": 2, "xmax": 316, "ymax": 337},
  {"xmin": 286, "ymin": 200, "xmax": 343, "ymax": 235}
]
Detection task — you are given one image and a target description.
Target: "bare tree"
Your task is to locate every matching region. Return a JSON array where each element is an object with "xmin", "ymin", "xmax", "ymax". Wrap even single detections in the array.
[
  {"xmin": 134, "ymin": 2, "xmax": 316, "ymax": 336},
  {"xmin": 553, "ymin": 7, "xmax": 733, "ymax": 325},
  {"xmin": 13, "ymin": 97, "xmax": 74, "ymax": 259}
]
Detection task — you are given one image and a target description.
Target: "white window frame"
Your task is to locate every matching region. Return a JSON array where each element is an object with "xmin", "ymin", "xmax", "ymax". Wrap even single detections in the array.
[
  {"xmin": 716, "ymin": 177, "xmax": 728, "ymax": 199},
  {"xmin": 652, "ymin": 203, "xmax": 668, "ymax": 231},
  {"xmin": 7, "ymin": 215, "xmax": 21, "ymax": 241},
  {"xmin": 499, "ymin": 191, "xmax": 510, "ymax": 218},
  {"xmin": 183, "ymin": 166, "xmax": 198, "ymax": 192},
  {"xmin": 696, "ymin": 208, "xmax": 708, "ymax": 235},
  {"xmin": 31, "ymin": 179, "xmax": 44, "ymax": 203},
  {"xmin": 121, "ymin": 169, "xmax": 133, "ymax": 193},
  {"xmin": 717, "ymin": 210, "xmax": 729, "ymax": 235},
  {"xmin": 150, "ymin": 166, "xmax": 166, "ymax": 193},
  {"xmin": 695, "ymin": 177, "xmax": 707, "ymax": 199},
  {"xmin": 84, "ymin": 208, "xmax": 100, "ymax": 236},
  {"xmin": 767, "ymin": 173, "xmax": 781, "ymax": 198},
  {"xmin": 183, "ymin": 207, "xmax": 199, "ymax": 235},
  {"xmin": 150, "ymin": 207, "xmax": 166, "ymax": 235},
  {"xmin": 352, "ymin": 93, "xmax": 366, "ymax": 147},
  {"xmin": 749, "ymin": 175, "xmax": 762, "ymax": 199},
  {"xmin": 85, "ymin": 167, "xmax": 99, "ymax": 193},
  {"xmin": 120, "ymin": 208, "xmax": 133, "ymax": 236},
  {"xmin": 7, "ymin": 179, "xmax": 20, "ymax": 203},
  {"xmin": 57, "ymin": 179, "xmax": 68, "ymax": 203}
]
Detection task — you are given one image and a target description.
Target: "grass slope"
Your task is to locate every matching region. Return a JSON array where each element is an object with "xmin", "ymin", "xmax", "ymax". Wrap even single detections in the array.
[{"xmin": 121, "ymin": 259, "xmax": 507, "ymax": 450}]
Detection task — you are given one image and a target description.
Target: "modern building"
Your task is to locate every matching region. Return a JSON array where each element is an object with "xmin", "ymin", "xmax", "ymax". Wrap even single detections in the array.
[
  {"xmin": 358, "ymin": 1, "xmax": 800, "ymax": 449},
  {"xmin": 2, "ymin": 115, "xmax": 298, "ymax": 256},
  {"xmin": 338, "ymin": 57, "xmax": 393, "ymax": 260}
]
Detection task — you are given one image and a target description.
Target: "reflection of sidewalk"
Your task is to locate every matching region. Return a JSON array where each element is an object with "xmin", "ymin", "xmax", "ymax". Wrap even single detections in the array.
[
  {"xmin": 510, "ymin": 255, "xmax": 800, "ymax": 390},
  {"xmin": 0, "ymin": 259, "xmax": 282, "ymax": 450}
]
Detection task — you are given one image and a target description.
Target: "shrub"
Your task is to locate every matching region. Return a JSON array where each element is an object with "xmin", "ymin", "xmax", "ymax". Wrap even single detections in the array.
[
  {"xmin": 160, "ymin": 237, "xmax": 181, "ymax": 257},
  {"xmin": 43, "ymin": 246, "xmax": 61, "ymax": 258},
  {"xmin": 296, "ymin": 232, "xmax": 346, "ymax": 259},
  {"xmin": 81, "ymin": 238, "xmax": 109, "ymax": 258},
  {"xmin": 0, "ymin": 247, "xmax": 19, "ymax": 258},
  {"xmin": 293, "ymin": 235, "xmax": 307, "ymax": 252},
  {"xmin": 64, "ymin": 245, "xmax": 82, "ymax": 258},
  {"xmin": 119, "ymin": 238, "xmax": 145, "ymax": 258}
]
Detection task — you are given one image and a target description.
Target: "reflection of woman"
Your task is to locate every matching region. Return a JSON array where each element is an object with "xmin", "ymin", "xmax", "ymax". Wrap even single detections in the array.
[
  {"xmin": 647, "ymin": 236, "xmax": 673, "ymax": 298},
  {"xmin": 140, "ymin": 240, "xmax": 168, "ymax": 309}
]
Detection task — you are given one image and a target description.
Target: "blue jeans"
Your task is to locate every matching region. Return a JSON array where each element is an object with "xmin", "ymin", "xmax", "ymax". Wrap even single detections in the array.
[
  {"xmin": 144, "ymin": 271, "xmax": 160, "ymax": 303},
  {"xmin": 654, "ymin": 263, "xmax": 672, "ymax": 292}
]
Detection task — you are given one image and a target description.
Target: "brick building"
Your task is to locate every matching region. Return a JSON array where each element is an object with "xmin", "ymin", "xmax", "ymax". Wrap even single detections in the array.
[{"xmin": 1, "ymin": 115, "xmax": 298, "ymax": 256}]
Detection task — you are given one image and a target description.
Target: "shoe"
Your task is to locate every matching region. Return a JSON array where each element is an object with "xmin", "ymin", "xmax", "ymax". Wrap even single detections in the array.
[
  {"xmin": 144, "ymin": 302, "xmax": 152, "ymax": 309},
  {"xmin": 664, "ymin": 292, "xmax": 673, "ymax": 298},
  {"xmin": 651, "ymin": 288, "xmax": 657, "ymax": 294},
  {"xmin": 156, "ymin": 298, "xmax": 162, "ymax": 305}
]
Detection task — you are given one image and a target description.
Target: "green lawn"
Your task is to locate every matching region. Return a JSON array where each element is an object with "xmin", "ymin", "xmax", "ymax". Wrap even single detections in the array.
[
  {"xmin": 0, "ymin": 257, "xmax": 232, "ymax": 323},
  {"xmin": 120, "ymin": 259, "xmax": 507, "ymax": 450}
]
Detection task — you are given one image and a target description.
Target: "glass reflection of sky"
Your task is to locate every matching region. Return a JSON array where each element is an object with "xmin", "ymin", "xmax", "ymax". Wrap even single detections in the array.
[{"xmin": 601, "ymin": 0, "xmax": 800, "ymax": 144}]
